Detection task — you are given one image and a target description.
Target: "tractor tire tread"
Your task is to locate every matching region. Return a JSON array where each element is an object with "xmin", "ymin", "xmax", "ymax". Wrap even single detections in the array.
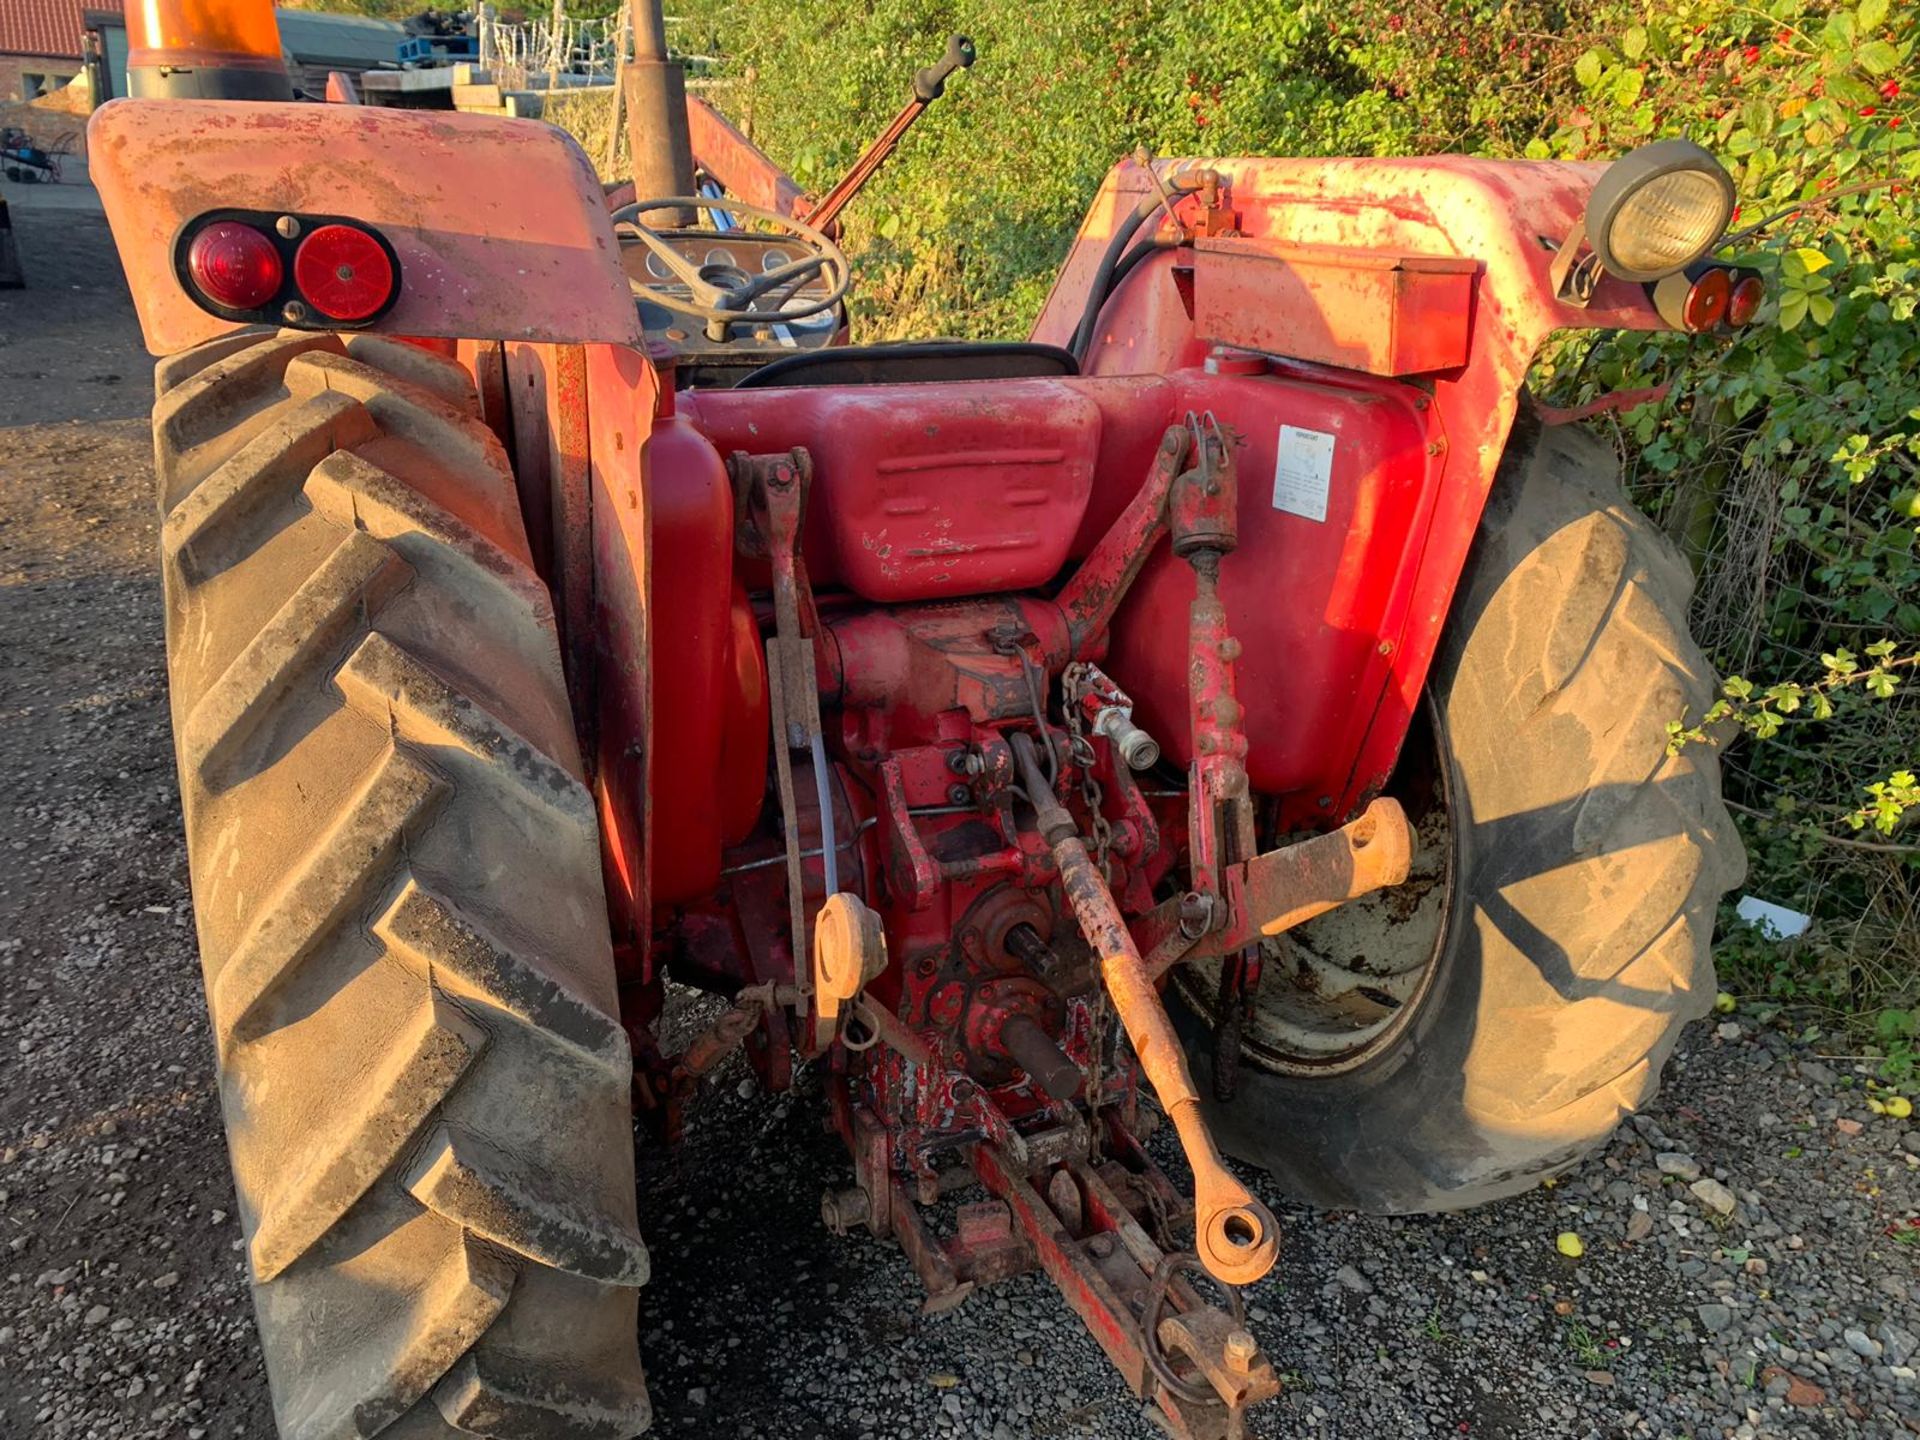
[
  {"xmin": 1185, "ymin": 402, "xmax": 1744, "ymax": 1213},
  {"xmin": 155, "ymin": 330, "xmax": 650, "ymax": 1440}
]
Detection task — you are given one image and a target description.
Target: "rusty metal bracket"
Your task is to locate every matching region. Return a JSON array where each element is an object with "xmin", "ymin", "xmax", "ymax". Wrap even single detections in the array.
[
  {"xmin": 1548, "ymin": 217, "xmax": 1602, "ymax": 307},
  {"xmin": 1134, "ymin": 797, "xmax": 1416, "ymax": 977},
  {"xmin": 969, "ymin": 1139, "xmax": 1281, "ymax": 1440},
  {"xmin": 1190, "ymin": 168, "xmax": 1239, "ymax": 239},
  {"xmin": 1156, "ymin": 1301, "xmax": 1280, "ymax": 1439},
  {"xmin": 1052, "ymin": 423, "xmax": 1190, "ymax": 657},
  {"xmin": 1229, "ymin": 797, "xmax": 1414, "ymax": 943},
  {"xmin": 1174, "ymin": 412, "xmax": 1254, "ymax": 915},
  {"xmin": 731, "ymin": 448, "xmax": 831, "ymax": 1021}
]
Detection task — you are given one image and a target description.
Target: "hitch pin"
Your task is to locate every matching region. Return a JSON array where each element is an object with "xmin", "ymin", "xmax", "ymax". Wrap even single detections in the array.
[{"xmin": 1010, "ymin": 732, "xmax": 1277, "ymax": 1289}]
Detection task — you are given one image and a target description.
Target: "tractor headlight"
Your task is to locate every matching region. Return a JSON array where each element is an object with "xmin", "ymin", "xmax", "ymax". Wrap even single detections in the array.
[{"xmin": 1584, "ymin": 139, "xmax": 1735, "ymax": 283}]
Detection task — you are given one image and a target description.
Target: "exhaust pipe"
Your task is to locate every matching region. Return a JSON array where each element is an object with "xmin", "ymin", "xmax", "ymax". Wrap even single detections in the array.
[{"xmin": 622, "ymin": 0, "xmax": 696, "ymax": 224}]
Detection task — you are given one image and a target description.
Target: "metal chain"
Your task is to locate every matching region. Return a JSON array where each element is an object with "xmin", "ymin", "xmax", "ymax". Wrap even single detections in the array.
[
  {"xmin": 1058, "ymin": 661, "xmax": 1118, "ymax": 1157},
  {"xmin": 1060, "ymin": 661, "xmax": 1114, "ymax": 880}
]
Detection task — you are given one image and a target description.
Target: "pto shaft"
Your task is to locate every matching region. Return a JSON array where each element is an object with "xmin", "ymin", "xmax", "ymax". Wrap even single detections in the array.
[{"xmin": 1011, "ymin": 734, "xmax": 1277, "ymax": 1288}]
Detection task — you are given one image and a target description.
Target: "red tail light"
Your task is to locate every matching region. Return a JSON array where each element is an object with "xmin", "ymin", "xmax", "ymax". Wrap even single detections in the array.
[
  {"xmin": 177, "ymin": 211, "xmax": 400, "ymax": 328},
  {"xmin": 1727, "ymin": 273, "xmax": 1765, "ymax": 327},
  {"xmin": 1681, "ymin": 267, "xmax": 1730, "ymax": 332},
  {"xmin": 293, "ymin": 224, "xmax": 396, "ymax": 323},
  {"xmin": 186, "ymin": 220, "xmax": 283, "ymax": 312}
]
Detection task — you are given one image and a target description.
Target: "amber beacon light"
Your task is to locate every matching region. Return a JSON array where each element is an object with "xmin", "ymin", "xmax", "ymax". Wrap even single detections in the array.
[{"xmin": 127, "ymin": 0, "xmax": 293, "ymax": 101}]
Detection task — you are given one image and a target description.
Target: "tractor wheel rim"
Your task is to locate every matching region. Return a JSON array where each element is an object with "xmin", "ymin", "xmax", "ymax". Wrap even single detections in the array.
[{"xmin": 1176, "ymin": 707, "xmax": 1454, "ymax": 1077}]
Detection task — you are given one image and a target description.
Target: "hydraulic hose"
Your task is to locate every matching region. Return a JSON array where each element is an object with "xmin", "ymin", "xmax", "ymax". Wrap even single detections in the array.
[{"xmin": 1067, "ymin": 178, "xmax": 1201, "ymax": 365}]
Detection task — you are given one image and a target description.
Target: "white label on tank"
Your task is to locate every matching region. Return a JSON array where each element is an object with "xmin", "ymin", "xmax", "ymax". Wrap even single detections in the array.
[{"xmin": 1272, "ymin": 424, "xmax": 1335, "ymax": 522}]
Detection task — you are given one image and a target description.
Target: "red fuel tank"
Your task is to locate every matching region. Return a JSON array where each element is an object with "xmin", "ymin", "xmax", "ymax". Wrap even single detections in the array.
[
  {"xmin": 645, "ymin": 407, "xmax": 769, "ymax": 905},
  {"xmin": 685, "ymin": 379, "xmax": 1102, "ymax": 603}
]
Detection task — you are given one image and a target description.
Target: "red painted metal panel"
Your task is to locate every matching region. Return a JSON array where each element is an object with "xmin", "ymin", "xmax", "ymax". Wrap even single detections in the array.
[
  {"xmin": 89, "ymin": 99, "xmax": 641, "ymax": 355},
  {"xmin": 684, "ymin": 380, "xmax": 1103, "ymax": 603},
  {"xmin": 685, "ymin": 97, "xmax": 809, "ymax": 218},
  {"xmin": 587, "ymin": 343, "xmax": 659, "ymax": 957},
  {"xmin": 1106, "ymin": 366, "xmax": 1436, "ymax": 811},
  {"xmin": 644, "ymin": 405, "xmax": 761, "ymax": 904},
  {"xmin": 677, "ymin": 361, "xmax": 1436, "ymax": 825},
  {"xmin": 1033, "ymin": 154, "xmax": 1690, "ymax": 818}
]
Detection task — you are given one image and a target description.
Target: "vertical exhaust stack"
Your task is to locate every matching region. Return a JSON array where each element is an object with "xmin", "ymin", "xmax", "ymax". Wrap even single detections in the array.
[
  {"xmin": 623, "ymin": 0, "xmax": 696, "ymax": 224},
  {"xmin": 126, "ymin": 0, "xmax": 293, "ymax": 101}
]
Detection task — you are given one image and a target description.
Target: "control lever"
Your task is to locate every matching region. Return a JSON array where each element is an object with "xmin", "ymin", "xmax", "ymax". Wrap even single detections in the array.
[{"xmin": 802, "ymin": 35, "xmax": 976, "ymax": 233}]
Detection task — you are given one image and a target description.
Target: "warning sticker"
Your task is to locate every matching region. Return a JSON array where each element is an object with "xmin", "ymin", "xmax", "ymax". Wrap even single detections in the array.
[{"xmin": 1271, "ymin": 424, "xmax": 1336, "ymax": 523}]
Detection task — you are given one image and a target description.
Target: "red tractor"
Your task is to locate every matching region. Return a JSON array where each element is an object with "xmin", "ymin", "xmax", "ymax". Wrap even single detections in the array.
[{"xmin": 96, "ymin": 2, "xmax": 1747, "ymax": 1436}]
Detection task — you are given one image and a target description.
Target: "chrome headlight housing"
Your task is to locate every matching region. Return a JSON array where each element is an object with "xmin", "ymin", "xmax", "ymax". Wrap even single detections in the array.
[{"xmin": 1584, "ymin": 139, "xmax": 1736, "ymax": 283}]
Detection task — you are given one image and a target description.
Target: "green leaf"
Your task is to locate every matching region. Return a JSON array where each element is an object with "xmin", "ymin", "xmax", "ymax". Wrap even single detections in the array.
[
  {"xmin": 1574, "ymin": 49, "xmax": 1605, "ymax": 88},
  {"xmin": 1612, "ymin": 67, "xmax": 1645, "ymax": 107},
  {"xmin": 1778, "ymin": 289, "xmax": 1810, "ymax": 330},
  {"xmin": 1809, "ymin": 293, "xmax": 1836, "ymax": 326},
  {"xmin": 1857, "ymin": 39, "xmax": 1902, "ymax": 73},
  {"xmin": 1792, "ymin": 248, "xmax": 1833, "ymax": 275},
  {"xmin": 1622, "ymin": 25, "xmax": 1647, "ymax": 60},
  {"xmin": 1829, "ymin": 72, "xmax": 1881, "ymax": 106},
  {"xmin": 1859, "ymin": 0, "xmax": 1890, "ymax": 30}
]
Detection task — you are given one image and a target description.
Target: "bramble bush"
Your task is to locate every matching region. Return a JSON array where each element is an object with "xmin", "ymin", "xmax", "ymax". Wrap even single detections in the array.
[{"xmin": 653, "ymin": 0, "xmax": 1917, "ymax": 1063}]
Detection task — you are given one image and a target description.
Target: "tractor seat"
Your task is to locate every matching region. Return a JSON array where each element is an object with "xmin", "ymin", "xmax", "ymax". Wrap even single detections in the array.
[{"xmin": 732, "ymin": 341, "xmax": 1079, "ymax": 389}]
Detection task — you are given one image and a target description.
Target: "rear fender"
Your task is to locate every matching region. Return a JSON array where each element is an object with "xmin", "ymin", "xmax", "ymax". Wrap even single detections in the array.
[
  {"xmin": 1036, "ymin": 156, "xmax": 1700, "ymax": 817},
  {"xmin": 89, "ymin": 98, "xmax": 641, "ymax": 355}
]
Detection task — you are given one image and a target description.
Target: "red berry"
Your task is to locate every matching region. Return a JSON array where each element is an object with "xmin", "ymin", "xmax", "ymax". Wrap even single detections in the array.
[
  {"xmin": 1862, "ymin": 105, "xmax": 1879, "ymax": 116},
  {"xmin": 1883, "ymin": 80, "xmax": 1901, "ymax": 99},
  {"xmin": 1743, "ymin": 44, "xmax": 1760, "ymax": 61}
]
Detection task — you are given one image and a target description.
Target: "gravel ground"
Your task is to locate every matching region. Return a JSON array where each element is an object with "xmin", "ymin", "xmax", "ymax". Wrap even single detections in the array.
[{"xmin": 2, "ymin": 197, "xmax": 1918, "ymax": 1440}]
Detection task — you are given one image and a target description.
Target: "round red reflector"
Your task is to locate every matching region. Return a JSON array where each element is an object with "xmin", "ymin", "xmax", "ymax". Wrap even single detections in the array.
[
  {"xmin": 293, "ymin": 224, "xmax": 395, "ymax": 322},
  {"xmin": 1727, "ymin": 274, "xmax": 1765, "ymax": 327},
  {"xmin": 186, "ymin": 221, "xmax": 283, "ymax": 312},
  {"xmin": 1682, "ymin": 267, "xmax": 1731, "ymax": 332}
]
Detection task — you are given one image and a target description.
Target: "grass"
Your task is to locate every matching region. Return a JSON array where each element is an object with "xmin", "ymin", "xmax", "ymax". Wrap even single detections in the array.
[{"xmin": 1565, "ymin": 1321, "xmax": 1608, "ymax": 1369}]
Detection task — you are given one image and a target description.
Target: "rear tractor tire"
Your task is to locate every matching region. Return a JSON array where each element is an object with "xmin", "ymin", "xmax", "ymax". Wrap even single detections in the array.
[
  {"xmin": 1176, "ymin": 405, "xmax": 1747, "ymax": 1213},
  {"xmin": 153, "ymin": 330, "xmax": 652, "ymax": 1438}
]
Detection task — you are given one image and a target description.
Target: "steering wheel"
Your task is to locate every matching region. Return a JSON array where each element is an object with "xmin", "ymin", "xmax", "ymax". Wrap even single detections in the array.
[{"xmin": 612, "ymin": 196, "xmax": 852, "ymax": 342}]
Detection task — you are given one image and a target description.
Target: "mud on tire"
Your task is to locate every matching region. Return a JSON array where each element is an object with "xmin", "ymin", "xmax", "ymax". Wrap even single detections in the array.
[
  {"xmin": 1177, "ymin": 405, "xmax": 1748, "ymax": 1213},
  {"xmin": 154, "ymin": 331, "xmax": 651, "ymax": 1438}
]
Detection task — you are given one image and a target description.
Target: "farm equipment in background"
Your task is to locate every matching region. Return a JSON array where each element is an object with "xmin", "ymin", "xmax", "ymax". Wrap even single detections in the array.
[
  {"xmin": 2, "ymin": 126, "xmax": 67, "ymax": 183},
  {"xmin": 94, "ymin": 0, "xmax": 1748, "ymax": 1435}
]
